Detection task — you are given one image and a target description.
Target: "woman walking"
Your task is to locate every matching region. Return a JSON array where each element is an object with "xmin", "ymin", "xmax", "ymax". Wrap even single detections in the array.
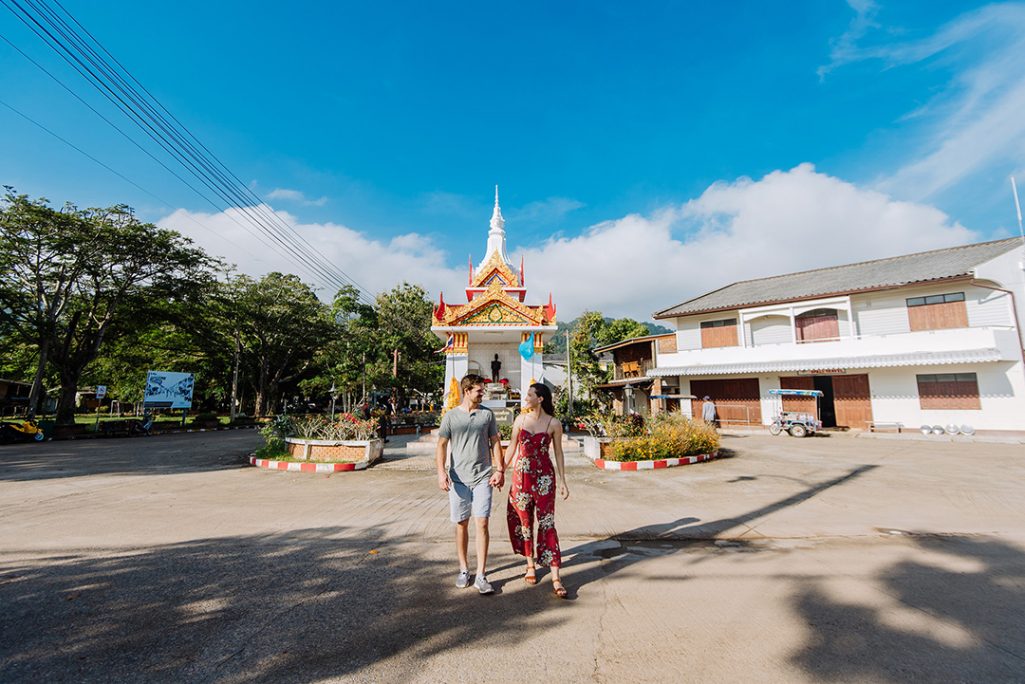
[{"xmin": 504, "ymin": 383, "xmax": 570, "ymax": 598}]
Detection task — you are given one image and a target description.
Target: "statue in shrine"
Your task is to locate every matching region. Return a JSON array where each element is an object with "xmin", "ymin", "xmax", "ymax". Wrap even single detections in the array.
[{"xmin": 491, "ymin": 353, "xmax": 502, "ymax": 382}]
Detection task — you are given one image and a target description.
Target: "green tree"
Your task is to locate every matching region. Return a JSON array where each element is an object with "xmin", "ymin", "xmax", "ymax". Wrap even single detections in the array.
[
  {"xmin": 0, "ymin": 193, "xmax": 220, "ymax": 424},
  {"xmin": 374, "ymin": 283, "xmax": 444, "ymax": 400},
  {"xmin": 231, "ymin": 273, "xmax": 335, "ymax": 416}
]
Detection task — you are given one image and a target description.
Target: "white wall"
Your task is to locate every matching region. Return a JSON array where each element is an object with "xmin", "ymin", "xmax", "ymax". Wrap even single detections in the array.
[
  {"xmin": 853, "ymin": 283, "xmax": 1012, "ymax": 337},
  {"xmin": 866, "ymin": 362, "xmax": 1025, "ymax": 431},
  {"xmin": 975, "ymin": 247, "xmax": 1025, "ymax": 347},
  {"xmin": 674, "ymin": 312, "xmax": 739, "ymax": 351},
  {"xmin": 468, "ymin": 343, "xmax": 520, "ymax": 384},
  {"xmin": 748, "ymin": 315, "xmax": 791, "ymax": 346}
]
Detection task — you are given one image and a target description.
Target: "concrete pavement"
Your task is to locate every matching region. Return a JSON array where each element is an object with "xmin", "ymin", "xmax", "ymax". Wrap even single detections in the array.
[{"xmin": 1, "ymin": 431, "xmax": 1023, "ymax": 682}]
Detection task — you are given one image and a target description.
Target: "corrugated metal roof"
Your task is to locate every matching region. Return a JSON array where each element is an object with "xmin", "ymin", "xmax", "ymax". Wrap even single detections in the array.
[
  {"xmin": 648, "ymin": 348, "xmax": 1003, "ymax": 376},
  {"xmin": 654, "ymin": 237, "xmax": 1022, "ymax": 319}
]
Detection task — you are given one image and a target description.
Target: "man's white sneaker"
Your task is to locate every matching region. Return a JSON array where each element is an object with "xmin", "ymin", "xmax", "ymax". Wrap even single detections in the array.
[
  {"xmin": 455, "ymin": 570, "xmax": 471, "ymax": 588},
  {"xmin": 475, "ymin": 574, "xmax": 494, "ymax": 594}
]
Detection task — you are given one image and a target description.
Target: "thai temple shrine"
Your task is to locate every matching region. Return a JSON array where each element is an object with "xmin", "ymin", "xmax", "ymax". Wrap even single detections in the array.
[{"xmin": 432, "ymin": 187, "xmax": 558, "ymax": 413}]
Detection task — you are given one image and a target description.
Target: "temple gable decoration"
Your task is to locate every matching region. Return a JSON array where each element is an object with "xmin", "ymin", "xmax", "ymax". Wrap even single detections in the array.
[{"xmin": 431, "ymin": 186, "xmax": 558, "ymax": 412}]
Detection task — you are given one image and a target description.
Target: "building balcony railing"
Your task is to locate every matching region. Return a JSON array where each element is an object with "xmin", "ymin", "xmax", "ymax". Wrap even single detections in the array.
[
  {"xmin": 614, "ymin": 359, "xmax": 652, "ymax": 380},
  {"xmin": 654, "ymin": 326, "xmax": 1021, "ymax": 375}
]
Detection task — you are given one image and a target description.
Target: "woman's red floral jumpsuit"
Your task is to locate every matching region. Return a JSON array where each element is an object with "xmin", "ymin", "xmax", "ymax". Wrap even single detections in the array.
[{"xmin": 506, "ymin": 421, "xmax": 562, "ymax": 567}]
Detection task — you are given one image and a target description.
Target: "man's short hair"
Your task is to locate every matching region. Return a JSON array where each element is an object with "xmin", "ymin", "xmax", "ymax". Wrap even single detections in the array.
[{"xmin": 460, "ymin": 374, "xmax": 487, "ymax": 394}]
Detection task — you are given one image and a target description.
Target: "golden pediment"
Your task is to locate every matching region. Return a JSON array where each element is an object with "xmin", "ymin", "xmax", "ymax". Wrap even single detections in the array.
[
  {"xmin": 461, "ymin": 302, "xmax": 535, "ymax": 326},
  {"xmin": 434, "ymin": 283, "xmax": 547, "ymax": 327},
  {"xmin": 471, "ymin": 251, "xmax": 519, "ymax": 288}
]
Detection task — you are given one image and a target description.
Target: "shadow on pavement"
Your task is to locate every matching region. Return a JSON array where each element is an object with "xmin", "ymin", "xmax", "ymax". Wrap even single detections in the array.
[
  {"xmin": 0, "ymin": 432, "xmax": 262, "ymax": 482},
  {"xmin": 0, "ymin": 526, "xmax": 567, "ymax": 683},
  {"xmin": 559, "ymin": 465, "xmax": 879, "ymax": 596},
  {"xmin": 790, "ymin": 534, "xmax": 1025, "ymax": 682}
]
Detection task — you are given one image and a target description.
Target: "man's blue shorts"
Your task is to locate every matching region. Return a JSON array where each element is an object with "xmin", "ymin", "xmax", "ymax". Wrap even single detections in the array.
[{"xmin": 449, "ymin": 477, "xmax": 493, "ymax": 522}]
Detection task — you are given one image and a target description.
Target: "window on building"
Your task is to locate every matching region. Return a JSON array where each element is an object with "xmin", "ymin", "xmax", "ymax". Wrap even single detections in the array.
[
  {"xmin": 700, "ymin": 318, "xmax": 738, "ymax": 348},
  {"xmin": 906, "ymin": 292, "xmax": 968, "ymax": 331},
  {"xmin": 796, "ymin": 308, "xmax": 840, "ymax": 343},
  {"xmin": 916, "ymin": 372, "xmax": 980, "ymax": 410}
]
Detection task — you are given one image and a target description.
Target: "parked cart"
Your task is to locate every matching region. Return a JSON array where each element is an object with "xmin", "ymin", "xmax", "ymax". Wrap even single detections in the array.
[{"xmin": 767, "ymin": 389, "xmax": 823, "ymax": 438}]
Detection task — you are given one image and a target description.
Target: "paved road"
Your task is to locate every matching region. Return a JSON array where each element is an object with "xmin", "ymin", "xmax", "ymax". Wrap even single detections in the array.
[{"xmin": 1, "ymin": 431, "xmax": 1023, "ymax": 683}]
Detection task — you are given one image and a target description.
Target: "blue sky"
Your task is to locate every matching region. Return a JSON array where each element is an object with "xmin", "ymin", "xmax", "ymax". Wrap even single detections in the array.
[{"xmin": 2, "ymin": 1, "xmax": 1024, "ymax": 319}]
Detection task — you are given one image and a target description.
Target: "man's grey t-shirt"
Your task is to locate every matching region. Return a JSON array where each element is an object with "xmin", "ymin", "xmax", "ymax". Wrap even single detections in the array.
[
  {"xmin": 438, "ymin": 406, "xmax": 498, "ymax": 487},
  {"xmin": 702, "ymin": 401, "xmax": 716, "ymax": 422}
]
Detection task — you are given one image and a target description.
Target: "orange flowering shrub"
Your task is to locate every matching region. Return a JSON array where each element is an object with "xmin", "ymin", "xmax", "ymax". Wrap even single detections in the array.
[{"xmin": 605, "ymin": 414, "xmax": 719, "ymax": 462}]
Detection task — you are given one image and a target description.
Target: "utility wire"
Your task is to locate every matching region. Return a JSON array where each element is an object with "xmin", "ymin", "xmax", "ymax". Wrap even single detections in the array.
[
  {"xmin": 2, "ymin": 0, "xmax": 376, "ymax": 305},
  {"xmin": 0, "ymin": 97, "xmax": 281, "ymax": 270},
  {"xmin": 5, "ymin": 0, "xmax": 355, "ymax": 300}
]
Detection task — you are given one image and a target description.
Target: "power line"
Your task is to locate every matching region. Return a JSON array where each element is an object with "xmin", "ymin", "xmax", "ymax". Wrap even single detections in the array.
[{"xmin": 1, "ymin": 0, "xmax": 377, "ymax": 306}]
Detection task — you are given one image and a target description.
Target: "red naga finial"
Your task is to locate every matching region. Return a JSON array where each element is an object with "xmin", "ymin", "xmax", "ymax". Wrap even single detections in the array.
[
  {"xmin": 520, "ymin": 255, "xmax": 525, "ymax": 286},
  {"xmin": 435, "ymin": 291, "xmax": 446, "ymax": 319},
  {"xmin": 544, "ymin": 292, "xmax": 556, "ymax": 322},
  {"xmin": 468, "ymin": 255, "xmax": 473, "ymax": 285}
]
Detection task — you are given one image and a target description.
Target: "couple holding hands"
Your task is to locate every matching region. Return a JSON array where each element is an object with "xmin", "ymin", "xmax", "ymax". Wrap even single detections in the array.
[{"xmin": 435, "ymin": 374, "xmax": 569, "ymax": 598}]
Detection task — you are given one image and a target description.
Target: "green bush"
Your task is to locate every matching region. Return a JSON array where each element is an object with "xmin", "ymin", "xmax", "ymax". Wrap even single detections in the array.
[
  {"xmin": 190, "ymin": 411, "xmax": 219, "ymax": 425},
  {"xmin": 603, "ymin": 413, "xmax": 719, "ymax": 462},
  {"xmin": 498, "ymin": 423, "xmax": 513, "ymax": 440}
]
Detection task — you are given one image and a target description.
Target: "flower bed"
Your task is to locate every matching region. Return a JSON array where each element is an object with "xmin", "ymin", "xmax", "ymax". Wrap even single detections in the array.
[
  {"xmin": 284, "ymin": 437, "xmax": 383, "ymax": 463},
  {"xmin": 255, "ymin": 413, "xmax": 383, "ymax": 469},
  {"xmin": 581, "ymin": 413, "xmax": 720, "ymax": 467}
]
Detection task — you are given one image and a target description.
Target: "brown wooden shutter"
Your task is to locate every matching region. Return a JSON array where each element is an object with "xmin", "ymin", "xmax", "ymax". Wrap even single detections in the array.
[
  {"xmin": 700, "ymin": 321, "xmax": 738, "ymax": 348},
  {"xmin": 796, "ymin": 312, "xmax": 839, "ymax": 342},
  {"xmin": 908, "ymin": 301, "xmax": 968, "ymax": 331},
  {"xmin": 917, "ymin": 374, "xmax": 980, "ymax": 409},
  {"xmin": 833, "ymin": 374, "xmax": 873, "ymax": 429}
]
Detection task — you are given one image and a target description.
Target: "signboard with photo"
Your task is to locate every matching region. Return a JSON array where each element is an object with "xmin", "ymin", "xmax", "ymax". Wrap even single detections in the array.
[{"xmin": 143, "ymin": 371, "xmax": 195, "ymax": 409}]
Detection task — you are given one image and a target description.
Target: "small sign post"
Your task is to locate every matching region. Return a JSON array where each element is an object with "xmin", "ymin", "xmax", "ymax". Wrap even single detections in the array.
[{"xmin": 94, "ymin": 385, "xmax": 107, "ymax": 430}]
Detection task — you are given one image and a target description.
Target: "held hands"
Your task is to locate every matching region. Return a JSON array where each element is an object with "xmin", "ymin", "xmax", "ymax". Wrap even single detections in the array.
[
  {"xmin": 437, "ymin": 471, "xmax": 450, "ymax": 492},
  {"xmin": 489, "ymin": 469, "xmax": 505, "ymax": 489}
]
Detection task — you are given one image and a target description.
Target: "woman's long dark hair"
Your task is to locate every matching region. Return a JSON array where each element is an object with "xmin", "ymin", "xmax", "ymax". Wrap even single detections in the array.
[{"xmin": 530, "ymin": 383, "xmax": 555, "ymax": 417}]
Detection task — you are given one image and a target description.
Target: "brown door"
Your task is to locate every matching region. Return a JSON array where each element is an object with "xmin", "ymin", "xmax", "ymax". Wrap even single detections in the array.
[
  {"xmin": 832, "ymin": 374, "xmax": 872, "ymax": 429},
  {"xmin": 779, "ymin": 376, "xmax": 817, "ymax": 416},
  {"xmin": 691, "ymin": 378, "xmax": 761, "ymax": 425}
]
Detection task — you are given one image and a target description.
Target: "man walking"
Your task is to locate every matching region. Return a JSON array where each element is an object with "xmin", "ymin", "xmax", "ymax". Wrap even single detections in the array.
[
  {"xmin": 436, "ymin": 374, "xmax": 505, "ymax": 594},
  {"xmin": 701, "ymin": 395, "xmax": 717, "ymax": 426}
]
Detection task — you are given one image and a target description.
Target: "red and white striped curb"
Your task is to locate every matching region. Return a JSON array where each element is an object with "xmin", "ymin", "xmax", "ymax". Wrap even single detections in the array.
[
  {"xmin": 590, "ymin": 452, "xmax": 717, "ymax": 471},
  {"xmin": 249, "ymin": 456, "xmax": 370, "ymax": 472}
]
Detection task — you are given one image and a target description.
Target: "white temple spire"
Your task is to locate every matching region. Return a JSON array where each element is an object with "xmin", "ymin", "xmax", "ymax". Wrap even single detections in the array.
[{"xmin": 484, "ymin": 184, "xmax": 510, "ymax": 265}]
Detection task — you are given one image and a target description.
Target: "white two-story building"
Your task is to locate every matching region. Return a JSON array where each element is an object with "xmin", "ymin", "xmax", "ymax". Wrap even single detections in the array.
[{"xmin": 648, "ymin": 237, "xmax": 1025, "ymax": 432}]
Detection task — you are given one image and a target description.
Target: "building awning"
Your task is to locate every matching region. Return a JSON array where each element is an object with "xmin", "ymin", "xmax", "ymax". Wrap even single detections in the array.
[{"xmin": 649, "ymin": 348, "xmax": 1004, "ymax": 377}]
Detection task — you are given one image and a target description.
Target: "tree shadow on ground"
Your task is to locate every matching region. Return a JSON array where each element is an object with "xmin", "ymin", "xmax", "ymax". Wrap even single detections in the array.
[
  {"xmin": 0, "ymin": 526, "xmax": 567, "ymax": 683},
  {"xmin": 790, "ymin": 534, "xmax": 1025, "ymax": 682},
  {"xmin": 0, "ymin": 432, "xmax": 262, "ymax": 481},
  {"xmin": 551, "ymin": 465, "xmax": 878, "ymax": 597}
]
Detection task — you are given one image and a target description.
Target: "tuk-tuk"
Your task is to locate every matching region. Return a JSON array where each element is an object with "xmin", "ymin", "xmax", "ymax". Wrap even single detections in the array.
[{"xmin": 767, "ymin": 389, "xmax": 823, "ymax": 437}]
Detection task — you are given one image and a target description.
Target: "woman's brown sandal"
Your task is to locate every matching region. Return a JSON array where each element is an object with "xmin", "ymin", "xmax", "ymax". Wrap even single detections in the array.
[
  {"xmin": 524, "ymin": 568, "xmax": 537, "ymax": 585},
  {"xmin": 552, "ymin": 580, "xmax": 567, "ymax": 598}
]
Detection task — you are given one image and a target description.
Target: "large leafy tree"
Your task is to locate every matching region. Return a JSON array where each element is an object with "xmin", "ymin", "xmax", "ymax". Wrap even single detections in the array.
[
  {"xmin": 230, "ymin": 273, "xmax": 335, "ymax": 416},
  {"xmin": 374, "ymin": 283, "xmax": 444, "ymax": 399},
  {"xmin": 0, "ymin": 193, "xmax": 220, "ymax": 423}
]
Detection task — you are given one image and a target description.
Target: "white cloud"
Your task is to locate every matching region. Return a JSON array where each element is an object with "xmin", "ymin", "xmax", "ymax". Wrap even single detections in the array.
[
  {"xmin": 157, "ymin": 205, "xmax": 463, "ymax": 301},
  {"xmin": 514, "ymin": 164, "xmax": 976, "ymax": 320},
  {"xmin": 159, "ymin": 166, "xmax": 978, "ymax": 322},
  {"xmin": 266, "ymin": 187, "xmax": 328, "ymax": 207},
  {"xmin": 821, "ymin": 3, "xmax": 1025, "ymax": 201}
]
